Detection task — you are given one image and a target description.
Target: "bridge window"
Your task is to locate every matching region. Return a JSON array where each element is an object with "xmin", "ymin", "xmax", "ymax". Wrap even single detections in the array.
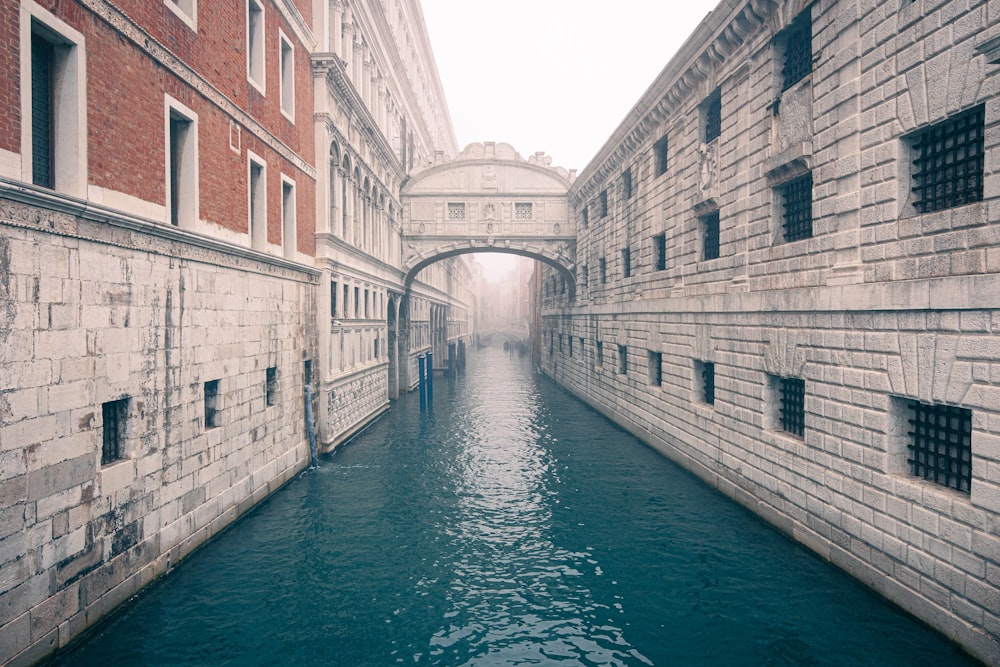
[
  {"xmin": 621, "ymin": 247, "xmax": 631, "ymax": 278},
  {"xmin": 654, "ymin": 134, "xmax": 669, "ymax": 177},
  {"xmin": 617, "ymin": 345, "xmax": 628, "ymax": 375},
  {"xmin": 447, "ymin": 202, "xmax": 465, "ymax": 220},
  {"xmin": 623, "ymin": 167, "xmax": 633, "ymax": 199},
  {"xmin": 908, "ymin": 106, "xmax": 984, "ymax": 214},
  {"xmin": 599, "ymin": 190, "xmax": 608, "ymax": 218},
  {"xmin": 599, "ymin": 258, "xmax": 607, "ymax": 284},
  {"xmin": 653, "ymin": 233, "xmax": 666, "ymax": 271},
  {"xmin": 515, "ymin": 202, "xmax": 533, "ymax": 220},
  {"xmin": 702, "ymin": 210, "xmax": 720, "ymax": 260},
  {"xmin": 776, "ymin": 173, "xmax": 812, "ymax": 242}
]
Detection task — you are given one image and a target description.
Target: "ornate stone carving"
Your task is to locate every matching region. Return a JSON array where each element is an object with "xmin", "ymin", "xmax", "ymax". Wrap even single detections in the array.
[{"xmin": 698, "ymin": 142, "xmax": 717, "ymax": 192}]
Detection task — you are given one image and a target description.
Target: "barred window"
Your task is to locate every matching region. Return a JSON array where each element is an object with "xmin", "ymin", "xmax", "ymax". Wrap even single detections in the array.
[
  {"xmin": 910, "ymin": 106, "xmax": 985, "ymax": 214},
  {"xmin": 779, "ymin": 173, "xmax": 813, "ymax": 242},
  {"xmin": 780, "ymin": 11, "xmax": 812, "ymax": 92},
  {"xmin": 623, "ymin": 167, "xmax": 633, "ymax": 199},
  {"xmin": 515, "ymin": 202, "xmax": 532, "ymax": 220},
  {"xmin": 779, "ymin": 377, "xmax": 805, "ymax": 437},
  {"xmin": 654, "ymin": 135, "xmax": 669, "ymax": 176},
  {"xmin": 704, "ymin": 90, "xmax": 721, "ymax": 143},
  {"xmin": 907, "ymin": 401, "xmax": 972, "ymax": 494},
  {"xmin": 447, "ymin": 202, "xmax": 465, "ymax": 220},
  {"xmin": 648, "ymin": 351, "xmax": 662, "ymax": 386},
  {"xmin": 653, "ymin": 233, "xmax": 666, "ymax": 271},
  {"xmin": 622, "ymin": 247, "xmax": 631, "ymax": 278},
  {"xmin": 702, "ymin": 210, "xmax": 720, "ymax": 260},
  {"xmin": 697, "ymin": 361, "xmax": 715, "ymax": 405}
]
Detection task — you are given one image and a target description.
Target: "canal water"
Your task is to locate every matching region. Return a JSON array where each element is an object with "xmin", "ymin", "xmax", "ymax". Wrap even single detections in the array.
[{"xmin": 53, "ymin": 348, "xmax": 977, "ymax": 666}]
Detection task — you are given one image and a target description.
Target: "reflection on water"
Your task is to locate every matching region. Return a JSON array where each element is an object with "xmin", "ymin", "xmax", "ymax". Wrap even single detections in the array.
[{"xmin": 51, "ymin": 349, "xmax": 976, "ymax": 666}]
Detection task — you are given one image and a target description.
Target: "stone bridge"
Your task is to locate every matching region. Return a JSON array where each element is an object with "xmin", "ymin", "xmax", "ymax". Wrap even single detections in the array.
[{"xmin": 401, "ymin": 142, "xmax": 577, "ymax": 296}]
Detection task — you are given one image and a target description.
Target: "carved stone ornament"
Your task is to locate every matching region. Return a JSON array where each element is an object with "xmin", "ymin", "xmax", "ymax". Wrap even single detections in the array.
[
  {"xmin": 418, "ymin": 222, "xmax": 426, "ymax": 233},
  {"xmin": 553, "ymin": 223, "xmax": 560, "ymax": 234},
  {"xmin": 483, "ymin": 202, "xmax": 496, "ymax": 220},
  {"xmin": 486, "ymin": 222, "xmax": 494, "ymax": 234},
  {"xmin": 698, "ymin": 142, "xmax": 717, "ymax": 192},
  {"xmin": 482, "ymin": 166, "xmax": 497, "ymax": 190}
]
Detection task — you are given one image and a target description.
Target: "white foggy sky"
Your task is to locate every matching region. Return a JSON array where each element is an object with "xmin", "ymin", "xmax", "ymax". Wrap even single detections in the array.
[{"xmin": 419, "ymin": 0, "xmax": 721, "ymax": 173}]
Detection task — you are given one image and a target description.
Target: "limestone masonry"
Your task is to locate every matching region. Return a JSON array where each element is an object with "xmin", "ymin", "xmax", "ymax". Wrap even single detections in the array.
[{"xmin": 1, "ymin": 0, "xmax": 1000, "ymax": 665}]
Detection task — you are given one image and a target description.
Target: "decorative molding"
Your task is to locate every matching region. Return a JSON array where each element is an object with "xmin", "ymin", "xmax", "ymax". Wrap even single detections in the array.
[{"xmin": 78, "ymin": 0, "xmax": 316, "ymax": 180}]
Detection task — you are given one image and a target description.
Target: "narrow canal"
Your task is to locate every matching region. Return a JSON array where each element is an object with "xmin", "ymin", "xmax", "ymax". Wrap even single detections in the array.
[{"xmin": 53, "ymin": 348, "xmax": 976, "ymax": 666}]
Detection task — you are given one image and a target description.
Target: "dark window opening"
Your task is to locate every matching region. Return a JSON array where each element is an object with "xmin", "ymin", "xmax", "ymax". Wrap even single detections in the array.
[
  {"xmin": 618, "ymin": 345, "xmax": 628, "ymax": 375},
  {"xmin": 648, "ymin": 351, "xmax": 662, "ymax": 386},
  {"xmin": 331, "ymin": 281, "xmax": 338, "ymax": 318},
  {"xmin": 779, "ymin": 173, "xmax": 813, "ymax": 242},
  {"xmin": 622, "ymin": 247, "xmax": 631, "ymax": 278},
  {"xmin": 779, "ymin": 377, "xmax": 805, "ymax": 437},
  {"xmin": 582, "ymin": 206, "xmax": 589, "ymax": 227},
  {"xmin": 31, "ymin": 32, "xmax": 54, "ymax": 189},
  {"xmin": 653, "ymin": 233, "xmax": 666, "ymax": 271},
  {"xmin": 354, "ymin": 287, "xmax": 360, "ymax": 318},
  {"xmin": 596, "ymin": 341, "xmax": 604, "ymax": 367},
  {"xmin": 654, "ymin": 135, "xmax": 669, "ymax": 176},
  {"xmin": 623, "ymin": 167, "xmax": 633, "ymax": 199},
  {"xmin": 907, "ymin": 402, "xmax": 972, "ymax": 494},
  {"xmin": 304, "ymin": 359, "xmax": 313, "ymax": 388},
  {"xmin": 910, "ymin": 105, "xmax": 985, "ymax": 214},
  {"xmin": 599, "ymin": 258, "xmax": 607, "ymax": 284},
  {"xmin": 703, "ymin": 210, "xmax": 720, "ymax": 260},
  {"xmin": 699, "ymin": 361, "xmax": 715, "ymax": 405},
  {"xmin": 204, "ymin": 379, "xmax": 220, "ymax": 429},
  {"xmin": 704, "ymin": 90, "xmax": 722, "ymax": 143},
  {"xmin": 169, "ymin": 113, "xmax": 191, "ymax": 227},
  {"xmin": 266, "ymin": 367, "xmax": 277, "ymax": 407},
  {"xmin": 599, "ymin": 190, "xmax": 609, "ymax": 218},
  {"xmin": 101, "ymin": 398, "xmax": 128, "ymax": 465},
  {"xmin": 780, "ymin": 11, "xmax": 812, "ymax": 92}
]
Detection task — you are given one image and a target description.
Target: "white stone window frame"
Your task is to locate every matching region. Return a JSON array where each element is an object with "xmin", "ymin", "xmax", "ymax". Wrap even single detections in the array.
[
  {"xmin": 247, "ymin": 150, "xmax": 267, "ymax": 251},
  {"xmin": 280, "ymin": 173, "xmax": 296, "ymax": 260},
  {"xmin": 163, "ymin": 94, "xmax": 199, "ymax": 229},
  {"xmin": 165, "ymin": 0, "xmax": 197, "ymax": 33},
  {"xmin": 447, "ymin": 202, "xmax": 465, "ymax": 220},
  {"xmin": 246, "ymin": 0, "xmax": 266, "ymax": 95},
  {"xmin": 278, "ymin": 29, "xmax": 294, "ymax": 122},
  {"xmin": 515, "ymin": 202, "xmax": 533, "ymax": 220},
  {"xmin": 19, "ymin": 0, "xmax": 88, "ymax": 197}
]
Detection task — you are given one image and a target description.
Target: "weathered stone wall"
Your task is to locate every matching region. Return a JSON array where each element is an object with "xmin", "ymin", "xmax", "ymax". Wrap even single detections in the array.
[
  {"xmin": 0, "ymin": 196, "xmax": 318, "ymax": 665},
  {"xmin": 542, "ymin": 0, "xmax": 1000, "ymax": 663}
]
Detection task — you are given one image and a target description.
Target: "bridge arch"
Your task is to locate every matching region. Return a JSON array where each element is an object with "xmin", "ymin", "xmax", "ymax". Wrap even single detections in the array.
[{"xmin": 400, "ymin": 141, "xmax": 577, "ymax": 297}]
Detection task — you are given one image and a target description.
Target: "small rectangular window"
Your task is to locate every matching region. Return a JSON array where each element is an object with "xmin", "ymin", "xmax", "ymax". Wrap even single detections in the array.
[
  {"xmin": 447, "ymin": 202, "xmax": 465, "ymax": 220},
  {"xmin": 704, "ymin": 89, "xmax": 722, "ymax": 143},
  {"xmin": 778, "ymin": 173, "xmax": 813, "ymax": 242},
  {"xmin": 281, "ymin": 177, "xmax": 296, "ymax": 259},
  {"xmin": 779, "ymin": 10, "xmax": 812, "ymax": 92},
  {"xmin": 599, "ymin": 258, "xmax": 607, "ymax": 284},
  {"xmin": 559, "ymin": 334, "xmax": 564, "ymax": 353},
  {"xmin": 582, "ymin": 264, "xmax": 589, "ymax": 287},
  {"xmin": 702, "ymin": 210, "xmax": 720, "ymax": 260},
  {"xmin": 599, "ymin": 190, "xmax": 608, "ymax": 218},
  {"xmin": 648, "ymin": 351, "xmax": 662, "ymax": 386},
  {"xmin": 623, "ymin": 167, "xmax": 633, "ymax": 199},
  {"xmin": 365, "ymin": 289, "xmax": 370, "ymax": 318},
  {"xmin": 654, "ymin": 135, "xmax": 669, "ymax": 177},
  {"xmin": 653, "ymin": 233, "xmax": 666, "ymax": 271},
  {"xmin": 515, "ymin": 202, "xmax": 533, "ymax": 220},
  {"xmin": 779, "ymin": 377, "xmax": 805, "ymax": 437},
  {"xmin": 621, "ymin": 247, "xmax": 631, "ymax": 278},
  {"xmin": 906, "ymin": 401, "xmax": 972, "ymax": 494},
  {"xmin": 304, "ymin": 359, "xmax": 313, "ymax": 387},
  {"xmin": 265, "ymin": 367, "xmax": 277, "ymax": 406},
  {"xmin": 30, "ymin": 33, "xmax": 54, "ymax": 189},
  {"xmin": 168, "ymin": 112, "xmax": 193, "ymax": 227},
  {"xmin": 204, "ymin": 379, "xmax": 220, "ymax": 429},
  {"xmin": 248, "ymin": 153, "xmax": 266, "ymax": 250},
  {"xmin": 279, "ymin": 32, "xmax": 294, "ymax": 120},
  {"xmin": 696, "ymin": 361, "xmax": 715, "ymax": 405},
  {"xmin": 582, "ymin": 206, "xmax": 589, "ymax": 227},
  {"xmin": 165, "ymin": 0, "xmax": 197, "ymax": 31},
  {"xmin": 618, "ymin": 345, "xmax": 628, "ymax": 375},
  {"xmin": 101, "ymin": 398, "xmax": 129, "ymax": 465},
  {"xmin": 247, "ymin": 0, "xmax": 265, "ymax": 92},
  {"xmin": 331, "ymin": 281, "xmax": 338, "ymax": 318},
  {"xmin": 596, "ymin": 341, "xmax": 604, "ymax": 367},
  {"xmin": 354, "ymin": 287, "xmax": 360, "ymax": 318},
  {"xmin": 909, "ymin": 106, "xmax": 985, "ymax": 214}
]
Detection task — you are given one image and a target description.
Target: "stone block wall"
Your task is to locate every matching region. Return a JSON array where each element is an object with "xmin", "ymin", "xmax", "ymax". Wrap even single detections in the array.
[
  {"xmin": 543, "ymin": 0, "xmax": 1000, "ymax": 662},
  {"xmin": 0, "ymin": 196, "xmax": 318, "ymax": 664}
]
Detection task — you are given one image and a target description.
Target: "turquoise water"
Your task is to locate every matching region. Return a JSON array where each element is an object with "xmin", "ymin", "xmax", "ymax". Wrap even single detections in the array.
[{"xmin": 53, "ymin": 348, "xmax": 976, "ymax": 666}]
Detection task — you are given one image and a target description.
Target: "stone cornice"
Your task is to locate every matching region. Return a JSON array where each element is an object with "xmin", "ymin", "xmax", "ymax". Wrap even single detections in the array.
[
  {"xmin": 0, "ymin": 180, "xmax": 320, "ymax": 280},
  {"xmin": 315, "ymin": 54, "xmax": 407, "ymax": 185},
  {"xmin": 569, "ymin": 0, "xmax": 772, "ymax": 202},
  {"xmin": 80, "ymin": 0, "xmax": 316, "ymax": 180}
]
